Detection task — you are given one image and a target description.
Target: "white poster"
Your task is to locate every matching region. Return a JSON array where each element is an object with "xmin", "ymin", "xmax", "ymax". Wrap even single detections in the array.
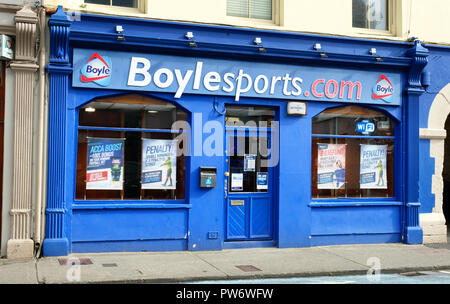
[
  {"xmin": 244, "ymin": 154, "xmax": 256, "ymax": 172},
  {"xmin": 86, "ymin": 138, "xmax": 124, "ymax": 190},
  {"xmin": 231, "ymin": 173, "xmax": 243, "ymax": 191},
  {"xmin": 317, "ymin": 144, "xmax": 346, "ymax": 189},
  {"xmin": 360, "ymin": 144, "xmax": 387, "ymax": 189},
  {"xmin": 141, "ymin": 139, "xmax": 177, "ymax": 189}
]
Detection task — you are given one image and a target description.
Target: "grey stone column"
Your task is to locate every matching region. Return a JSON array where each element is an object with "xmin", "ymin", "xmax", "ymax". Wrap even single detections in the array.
[{"xmin": 6, "ymin": 5, "xmax": 38, "ymax": 259}]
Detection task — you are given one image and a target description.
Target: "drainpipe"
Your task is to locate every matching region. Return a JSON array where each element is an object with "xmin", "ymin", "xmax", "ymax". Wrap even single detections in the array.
[{"xmin": 34, "ymin": 6, "xmax": 46, "ymax": 256}]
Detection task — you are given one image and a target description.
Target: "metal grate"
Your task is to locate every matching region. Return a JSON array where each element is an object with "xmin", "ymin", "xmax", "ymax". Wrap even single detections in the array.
[
  {"xmin": 235, "ymin": 265, "xmax": 262, "ymax": 272},
  {"xmin": 58, "ymin": 258, "xmax": 93, "ymax": 266},
  {"xmin": 102, "ymin": 263, "xmax": 118, "ymax": 267}
]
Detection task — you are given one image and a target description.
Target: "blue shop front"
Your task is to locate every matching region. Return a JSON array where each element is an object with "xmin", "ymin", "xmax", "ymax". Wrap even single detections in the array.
[{"xmin": 43, "ymin": 7, "xmax": 429, "ymax": 256}]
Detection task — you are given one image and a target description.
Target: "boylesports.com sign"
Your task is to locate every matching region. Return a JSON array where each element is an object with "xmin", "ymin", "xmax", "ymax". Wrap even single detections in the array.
[{"xmin": 73, "ymin": 48, "xmax": 401, "ymax": 106}]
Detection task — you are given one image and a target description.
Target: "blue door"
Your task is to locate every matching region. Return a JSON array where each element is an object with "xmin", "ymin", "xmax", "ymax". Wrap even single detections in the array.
[{"xmin": 224, "ymin": 106, "xmax": 276, "ymax": 242}]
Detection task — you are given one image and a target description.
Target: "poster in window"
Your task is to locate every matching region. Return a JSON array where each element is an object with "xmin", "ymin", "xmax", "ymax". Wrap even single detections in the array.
[
  {"xmin": 360, "ymin": 144, "xmax": 387, "ymax": 189},
  {"xmin": 256, "ymin": 172, "xmax": 268, "ymax": 190},
  {"xmin": 86, "ymin": 137, "xmax": 124, "ymax": 190},
  {"xmin": 141, "ymin": 139, "xmax": 177, "ymax": 190},
  {"xmin": 317, "ymin": 144, "xmax": 346, "ymax": 189},
  {"xmin": 231, "ymin": 173, "xmax": 243, "ymax": 191},
  {"xmin": 244, "ymin": 154, "xmax": 256, "ymax": 172}
]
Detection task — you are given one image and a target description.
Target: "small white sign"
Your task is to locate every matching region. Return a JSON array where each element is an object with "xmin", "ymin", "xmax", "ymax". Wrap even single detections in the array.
[
  {"xmin": 0, "ymin": 34, "xmax": 13, "ymax": 60},
  {"xmin": 231, "ymin": 173, "xmax": 243, "ymax": 191},
  {"xmin": 287, "ymin": 102, "xmax": 306, "ymax": 115}
]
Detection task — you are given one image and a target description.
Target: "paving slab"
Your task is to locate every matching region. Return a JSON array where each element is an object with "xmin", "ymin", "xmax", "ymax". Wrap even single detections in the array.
[
  {"xmin": 193, "ymin": 247, "xmax": 369, "ymax": 280},
  {"xmin": 36, "ymin": 252, "xmax": 225, "ymax": 283},
  {"xmin": 319, "ymin": 244, "xmax": 450, "ymax": 273},
  {"xmin": 0, "ymin": 259, "xmax": 38, "ymax": 284}
]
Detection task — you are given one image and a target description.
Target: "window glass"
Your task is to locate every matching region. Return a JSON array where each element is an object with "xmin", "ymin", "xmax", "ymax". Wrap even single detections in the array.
[
  {"xmin": 85, "ymin": 0, "xmax": 138, "ymax": 8},
  {"xmin": 226, "ymin": 106, "xmax": 275, "ymax": 193},
  {"xmin": 227, "ymin": 0, "xmax": 272, "ymax": 20},
  {"xmin": 352, "ymin": 0, "xmax": 388, "ymax": 31},
  {"xmin": 76, "ymin": 95, "xmax": 187, "ymax": 201},
  {"xmin": 312, "ymin": 106, "xmax": 395, "ymax": 199}
]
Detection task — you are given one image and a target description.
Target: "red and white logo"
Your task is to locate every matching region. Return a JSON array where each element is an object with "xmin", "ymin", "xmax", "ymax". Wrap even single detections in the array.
[
  {"xmin": 372, "ymin": 75, "xmax": 394, "ymax": 102},
  {"xmin": 81, "ymin": 52, "xmax": 112, "ymax": 86}
]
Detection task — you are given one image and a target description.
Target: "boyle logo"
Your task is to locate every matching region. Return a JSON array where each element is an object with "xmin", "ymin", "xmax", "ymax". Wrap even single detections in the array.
[
  {"xmin": 81, "ymin": 53, "xmax": 112, "ymax": 86},
  {"xmin": 372, "ymin": 74, "xmax": 393, "ymax": 103}
]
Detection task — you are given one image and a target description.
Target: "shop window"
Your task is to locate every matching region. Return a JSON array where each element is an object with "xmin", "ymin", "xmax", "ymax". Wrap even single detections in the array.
[
  {"xmin": 352, "ymin": 0, "xmax": 390, "ymax": 31},
  {"xmin": 227, "ymin": 0, "xmax": 273, "ymax": 20},
  {"xmin": 75, "ymin": 94, "xmax": 188, "ymax": 201},
  {"xmin": 312, "ymin": 105, "xmax": 395, "ymax": 199},
  {"xmin": 85, "ymin": 0, "xmax": 138, "ymax": 8}
]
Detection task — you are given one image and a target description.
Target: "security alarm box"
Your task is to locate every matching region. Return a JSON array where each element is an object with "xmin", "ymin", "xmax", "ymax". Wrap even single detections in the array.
[{"xmin": 200, "ymin": 167, "xmax": 217, "ymax": 188}]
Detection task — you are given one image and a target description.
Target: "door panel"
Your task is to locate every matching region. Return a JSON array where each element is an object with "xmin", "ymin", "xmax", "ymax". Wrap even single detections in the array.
[
  {"xmin": 224, "ymin": 106, "xmax": 276, "ymax": 242},
  {"xmin": 250, "ymin": 196, "xmax": 272, "ymax": 239}
]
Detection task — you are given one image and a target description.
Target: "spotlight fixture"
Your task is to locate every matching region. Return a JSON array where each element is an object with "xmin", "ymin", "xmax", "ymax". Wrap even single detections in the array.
[
  {"xmin": 254, "ymin": 37, "xmax": 262, "ymax": 45},
  {"xmin": 375, "ymin": 56, "xmax": 383, "ymax": 62},
  {"xmin": 319, "ymin": 52, "xmax": 328, "ymax": 58},
  {"xmin": 185, "ymin": 31, "xmax": 194, "ymax": 40},
  {"xmin": 369, "ymin": 48, "xmax": 377, "ymax": 55},
  {"xmin": 313, "ymin": 43, "xmax": 322, "ymax": 51},
  {"xmin": 116, "ymin": 25, "xmax": 125, "ymax": 41},
  {"xmin": 185, "ymin": 31, "xmax": 197, "ymax": 47}
]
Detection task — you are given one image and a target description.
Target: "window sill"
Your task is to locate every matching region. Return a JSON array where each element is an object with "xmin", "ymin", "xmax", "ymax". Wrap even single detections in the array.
[
  {"xmin": 72, "ymin": 200, "xmax": 191, "ymax": 210},
  {"xmin": 309, "ymin": 200, "xmax": 402, "ymax": 208},
  {"xmin": 50, "ymin": 3, "xmax": 147, "ymax": 19},
  {"xmin": 223, "ymin": 16, "xmax": 279, "ymax": 29}
]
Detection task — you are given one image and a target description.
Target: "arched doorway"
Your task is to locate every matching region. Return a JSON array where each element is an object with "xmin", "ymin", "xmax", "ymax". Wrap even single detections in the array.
[
  {"xmin": 442, "ymin": 116, "xmax": 450, "ymax": 225},
  {"xmin": 419, "ymin": 83, "xmax": 450, "ymax": 243}
]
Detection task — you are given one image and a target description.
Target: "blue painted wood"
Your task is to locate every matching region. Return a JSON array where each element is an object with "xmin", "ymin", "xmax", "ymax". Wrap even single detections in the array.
[
  {"xmin": 311, "ymin": 206, "xmax": 402, "ymax": 236},
  {"xmin": 72, "ymin": 239, "xmax": 188, "ymax": 253},
  {"xmin": 72, "ymin": 209, "xmax": 188, "ymax": 242},
  {"xmin": 402, "ymin": 41, "xmax": 429, "ymax": 244},
  {"xmin": 43, "ymin": 6, "xmax": 73, "ymax": 257}
]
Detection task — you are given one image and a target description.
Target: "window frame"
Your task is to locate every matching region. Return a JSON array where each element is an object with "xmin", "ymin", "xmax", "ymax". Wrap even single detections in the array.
[
  {"xmin": 352, "ymin": 0, "xmax": 395, "ymax": 36},
  {"xmin": 226, "ymin": 0, "xmax": 280, "ymax": 25},
  {"xmin": 82, "ymin": 0, "xmax": 145, "ymax": 14},
  {"xmin": 310, "ymin": 105, "xmax": 400, "ymax": 202}
]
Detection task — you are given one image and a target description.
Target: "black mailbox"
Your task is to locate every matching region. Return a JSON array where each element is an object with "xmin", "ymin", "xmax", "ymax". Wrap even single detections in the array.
[{"xmin": 200, "ymin": 167, "xmax": 217, "ymax": 188}]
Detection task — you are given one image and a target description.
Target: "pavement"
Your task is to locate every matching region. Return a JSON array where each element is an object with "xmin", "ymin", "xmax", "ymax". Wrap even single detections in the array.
[{"xmin": 0, "ymin": 236, "xmax": 449, "ymax": 284}]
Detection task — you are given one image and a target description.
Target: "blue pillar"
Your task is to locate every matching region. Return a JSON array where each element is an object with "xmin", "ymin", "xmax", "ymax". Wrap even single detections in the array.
[
  {"xmin": 43, "ymin": 6, "xmax": 72, "ymax": 256},
  {"xmin": 403, "ymin": 40, "xmax": 429, "ymax": 244}
]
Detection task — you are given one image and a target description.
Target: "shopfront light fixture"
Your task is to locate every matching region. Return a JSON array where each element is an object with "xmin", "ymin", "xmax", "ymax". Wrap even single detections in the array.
[
  {"xmin": 253, "ymin": 37, "xmax": 266, "ymax": 53},
  {"xmin": 254, "ymin": 37, "xmax": 262, "ymax": 45},
  {"xmin": 116, "ymin": 25, "xmax": 125, "ymax": 41},
  {"xmin": 85, "ymin": 107, "xmax": 95, "ymax": 112},
  {"xmin": 185, "ymin": 32, "xmax": 194, "ymax": 40},
  {"xmin": 147, "ymin": 110, "xmax": 158, "ymax": 114},
  {"xmin": 369, "ymin": 48, "xmax": 377, "ymax": 55},
  {"xmin": 185, "ymin": 31, "xmax": 197, "ymax": 47},
  {"xmin": 313, "ymin": 43, "xmax": 327, "ymax": 58}
]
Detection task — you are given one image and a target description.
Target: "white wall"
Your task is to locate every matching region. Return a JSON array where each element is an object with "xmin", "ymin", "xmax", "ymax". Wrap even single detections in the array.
[{"xmin": 42, "ymin": 0, "xmax": 450, "ymax": 45}]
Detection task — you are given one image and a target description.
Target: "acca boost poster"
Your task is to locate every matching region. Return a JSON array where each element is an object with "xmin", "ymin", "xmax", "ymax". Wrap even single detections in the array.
[
  {"xmin": 86, "ymin": 137, "xmax": 124, "ymax": 190},
  {"xmin": 142, "ymin": 139, "xmax": 177, "ymax": 189},
  {"xmin": 317, "ymin": 144, "xmax": 346, "ymax": 189},
  {"xmin": 360, "ymin": 144, "xmax": 387, "ymax": 189}
]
